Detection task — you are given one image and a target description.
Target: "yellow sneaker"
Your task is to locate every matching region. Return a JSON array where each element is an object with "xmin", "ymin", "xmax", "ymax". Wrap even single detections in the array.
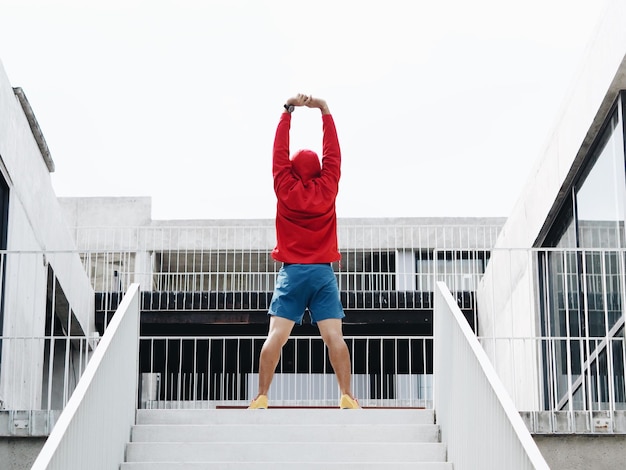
[
  {"xmin": 339, "ymin": 394, "xmax": 361, "ymax": 409},
  {"xmin": 248, "ymin": 395, "xmax": 268, "ymax": 409}
]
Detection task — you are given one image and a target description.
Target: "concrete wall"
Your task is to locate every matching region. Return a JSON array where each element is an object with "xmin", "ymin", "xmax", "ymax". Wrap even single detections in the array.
[
  {"xmin": 477, "ymin": 0, "xmax": 626, "ymax": 409},
  {"xmin": 0, "ymin": 59, "xmax": 94, "ymax": 409},
  {"xmin": 0, "ymin": 437, "xmax": 46, "ymax": 470},
  {"xmin": 59, "ymin": 196, "xmax": 152, "ymax": 229},
  {"xmin": 477, "ymin": 250, "xmax": 543, "ymax": 410},
  {"xmin": 0, "ymin": 67, "xmax": 94, "ymax": 334},
  {"xmin": 534, "ymin": 435, "xmax": 626, "ymax": 470}
]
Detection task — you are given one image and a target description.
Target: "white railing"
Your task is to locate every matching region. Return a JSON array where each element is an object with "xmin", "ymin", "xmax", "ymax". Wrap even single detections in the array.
[
  {"xmin": 71, "ymin": 223, "xmax": 501, "ymax": 316},
  {"xmin": 434, "ymin": 282, "xmax": 549, "ymax": 469},
  {"xmin": 138, "ymin": 335, "xmax": 433, "ymax": 408},
  {"xmin": 31, "ymin": 284, "xmax": 140, "ymax": 470},
  {"xmin": 71, "ymin": 222, "xmax": 503, "ymax": 253},
  {"xmin": 0, "ymin": 336, "xmax": 94, "ymax": 413},
  {"xmin": 480, "ymin": 336, "xmax": 626, "ymax": 433},
  {"xmin": 471, "ymin": 248, "xmax": 626, "ymax": 432},
  {"xmin": 0, "ymin": 250, "xmax": 97, "ymax": 416}
]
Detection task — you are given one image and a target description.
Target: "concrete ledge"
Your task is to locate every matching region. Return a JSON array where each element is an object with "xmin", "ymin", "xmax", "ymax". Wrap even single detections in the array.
[{"xmin": 0, "ymin": 411, "xmax": 61, "ymax": 437}]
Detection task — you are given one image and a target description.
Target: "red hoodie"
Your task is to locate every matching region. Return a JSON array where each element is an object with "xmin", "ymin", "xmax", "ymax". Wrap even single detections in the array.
[{"xmin": 271, "ymin": 112, "xmax": 341, "ymax": 263}]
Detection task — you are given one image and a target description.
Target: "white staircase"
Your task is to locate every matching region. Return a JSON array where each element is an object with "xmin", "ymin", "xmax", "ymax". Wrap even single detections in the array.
[{"xmin": 120, "ymin": 408, "xmax": 452, "ymax": 469}]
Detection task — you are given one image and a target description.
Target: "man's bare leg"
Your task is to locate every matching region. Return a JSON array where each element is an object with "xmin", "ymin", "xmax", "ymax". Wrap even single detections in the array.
[
  {"xmin": 317, "ymin": 318, "xmax": 354, "ymax": 398},
  {"xmin": 255, "ymin": 315, "xmax": 295, "ymax": 398}
]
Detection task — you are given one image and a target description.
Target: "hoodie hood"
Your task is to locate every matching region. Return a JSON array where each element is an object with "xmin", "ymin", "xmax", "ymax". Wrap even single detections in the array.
[{"xmin": 290, "ymin": 149, "xmax": 321, "ymax": 183}]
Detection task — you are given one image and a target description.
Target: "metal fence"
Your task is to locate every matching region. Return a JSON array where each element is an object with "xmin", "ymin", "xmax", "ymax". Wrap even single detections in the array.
[
  {"xmin": 72, "ymin": 223, "xmax": 501, "ymax": 317},
  {"xmin": 6, "ymin": 235, "xmax": 626, "ymax": 437},
  {"xmin": 470, "ymin": 247, "xmax": 626, "ymax": 433},
  {"xmin": 0, "ymin": 250, "xmax": 97, "ymax": 421},
  {"xmin": 0, "ymin": 228, "xmax": 493, "ymax": 418},
  {"xmin": 0, "ymin": 336, "xmax": 94, "ymax": 412},
  {"xmin": 138, "ymin": 335, "xmax": 433, "ymax": 409}
]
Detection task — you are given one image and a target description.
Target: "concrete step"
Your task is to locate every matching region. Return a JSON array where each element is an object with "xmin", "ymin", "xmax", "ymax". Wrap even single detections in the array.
[
  {"xmin": 136, "ymin": 408, "xmax": 435, "ymax": 426},
  {"xmin": 124, "ymin": 441, "xmax": 448, "ymax": 463},
  {"xmin": 121, "ymin": 463, "xmax": 454, "ymax": 469},
  {"xmin": 123, "ymin": 408, "xmax": 450, "ymax": 468},
  {"xmin": 131, "ymin": 423, "xmax": 440, "ymax": 443}
]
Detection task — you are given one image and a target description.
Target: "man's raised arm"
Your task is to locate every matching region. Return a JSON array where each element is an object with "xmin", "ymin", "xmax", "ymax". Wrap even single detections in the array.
[
  {"xmin": 306, "ymin": 97, "xmax": 340, "ymax": 179},
  {"xmin": 273, "ymin": 94, "xmax": 311, "ymax": 182},
  {"xmin": 306, "ymin": 96, "xmax": 331, "ymax": 115}
]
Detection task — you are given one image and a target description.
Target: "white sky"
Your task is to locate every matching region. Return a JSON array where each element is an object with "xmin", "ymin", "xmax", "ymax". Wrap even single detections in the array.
[{"xmin": 0, "ymin": 0, "xmax": 610, "ymax": 220}]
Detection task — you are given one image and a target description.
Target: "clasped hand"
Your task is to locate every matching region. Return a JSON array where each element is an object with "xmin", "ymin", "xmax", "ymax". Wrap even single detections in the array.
[{"xmin": 286, "ymin": 93, "xmax": 326, "ymax": 110}]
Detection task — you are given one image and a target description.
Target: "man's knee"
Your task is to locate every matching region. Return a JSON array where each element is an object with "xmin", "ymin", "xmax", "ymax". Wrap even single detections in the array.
[
  {"xmin": 264, "ymin": 331, "xmax": 288, "ymax": 351},
  {"xmin": 318, "ymin": 319, "xmax": 346, "ymax": 348},
  {"xmin": 265, "ymin": 315, "xmax": 295, "ymax": 348}
]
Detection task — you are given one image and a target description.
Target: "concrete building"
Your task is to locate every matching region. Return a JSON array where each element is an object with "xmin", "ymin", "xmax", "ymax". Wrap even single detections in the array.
[{"xmin": 0, "ymin": 61, "xmax": 96, "ymax": 469}]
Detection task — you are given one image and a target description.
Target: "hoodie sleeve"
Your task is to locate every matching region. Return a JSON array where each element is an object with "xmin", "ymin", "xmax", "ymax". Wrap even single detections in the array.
[
  {"xmin": 273, "ymin": 113, "xmax": 292, "ymax": 193},
  {"xmin": 320, "ymin": 114, "xmax": 341, "ymax": 188}
]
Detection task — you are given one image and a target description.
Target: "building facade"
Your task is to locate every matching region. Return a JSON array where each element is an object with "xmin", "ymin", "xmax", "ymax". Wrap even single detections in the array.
[
  {"xmin": 477, "ymin": 0, "xmax": 626, "ymax": 437},
  {"xmin": 58, "ymin": 197, "xmax": 503, "ymax": 407}
]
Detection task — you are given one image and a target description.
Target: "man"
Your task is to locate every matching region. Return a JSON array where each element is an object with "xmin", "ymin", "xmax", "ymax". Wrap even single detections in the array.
[{"xmin": 248, "ymin": 94, "xmax": 360, "ymax": 409}]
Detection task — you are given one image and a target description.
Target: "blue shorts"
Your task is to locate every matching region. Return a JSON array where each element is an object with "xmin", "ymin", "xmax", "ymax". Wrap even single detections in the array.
[{"xmin": 269, "ymin": 263, "xmax": 345, "ymax": 325}]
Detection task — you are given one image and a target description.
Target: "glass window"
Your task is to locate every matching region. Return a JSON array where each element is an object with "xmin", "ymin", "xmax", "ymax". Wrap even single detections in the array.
[
  {"xmin": 540, "ymin": 99, "xmax": 626, "ymax": 411},
  {"xmin": 576, "ymin": 112, "xmax": 626, "ymax": 248}
]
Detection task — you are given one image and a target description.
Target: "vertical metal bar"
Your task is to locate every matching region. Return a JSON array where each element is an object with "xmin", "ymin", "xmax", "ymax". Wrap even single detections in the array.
[
  {"xmin": 424, "ymin": 338, "xmax": 428, "ymax": 408},
  {"xmin": 200, "ymin": 344, "xmax": 206, "ymax": 407},
  {"xmin": 221, "ymin": 338, "xmax": 226, "ymax": 402},
  {"xmin": 178, "ymin": 339, "xmax": 183, "ymax": 407},
  {"xmin": 430, "ymin": 242, "xmax": 436, "ymax": 412},
  {"xmin": 558, "ymin": 252, "xmax": 570, "ymax": 409},
  {"xmin": 621, "ymin": 334, "xmax": 626, "ymax": 412},
  {"xmin": 601, "ymin": 252, "xmax": 616, "ymax": 418},
  {"xmin": 579, "ymin": 250, "xmax": 592, "ymax": 415},
  {"xmin": 62, "ymin": 338, "xmax": 71, "ymax": 406},
  {"xmin": 619, "ymin": 251, "xmax": 626, "ymax": 409},
  {"xmin": 192, "ymin": 338, "xmax": 198, "ymax": 404},
  {"xmin": 149, "ymin": 338, "xmax": 155, "ymax": 408},
  {"xmin": 365, "ymin": 337, "xmax": 369, "ymax": 405},
  {"xmin": 236, "ymin": 337, "xmax": 241, "ymax": 401},
  {"xmin": 394, "ymin": 337, "xmax": 398, "ymax": 407},
  {"xmin": 164, "ymin": 338, "xmax": 169, "ymax": 404},
  {"xmin": 379, "ymin": 337, "xmax": 383, "ymax": 403},
  {"xmin": 308, "ymin": 337, "xmax": 313, "ymax": 403},
  {"xmin": 46, "ymin": 269, "xmax": 56, "ymax": 411},
  {"xmin": 407, "ymin": 337, "xmax": 413, "ymax": 407},
  {"xmin": 293, "ymin": 336, "xmax": 298, "ymax": 403},
  {"xmin": 207, "ymin": 337, "xmax": 212, "ymax": 404},
  {"xmin": 323, "ymin": 336, "xmax": 327, "ymax": 404}
]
